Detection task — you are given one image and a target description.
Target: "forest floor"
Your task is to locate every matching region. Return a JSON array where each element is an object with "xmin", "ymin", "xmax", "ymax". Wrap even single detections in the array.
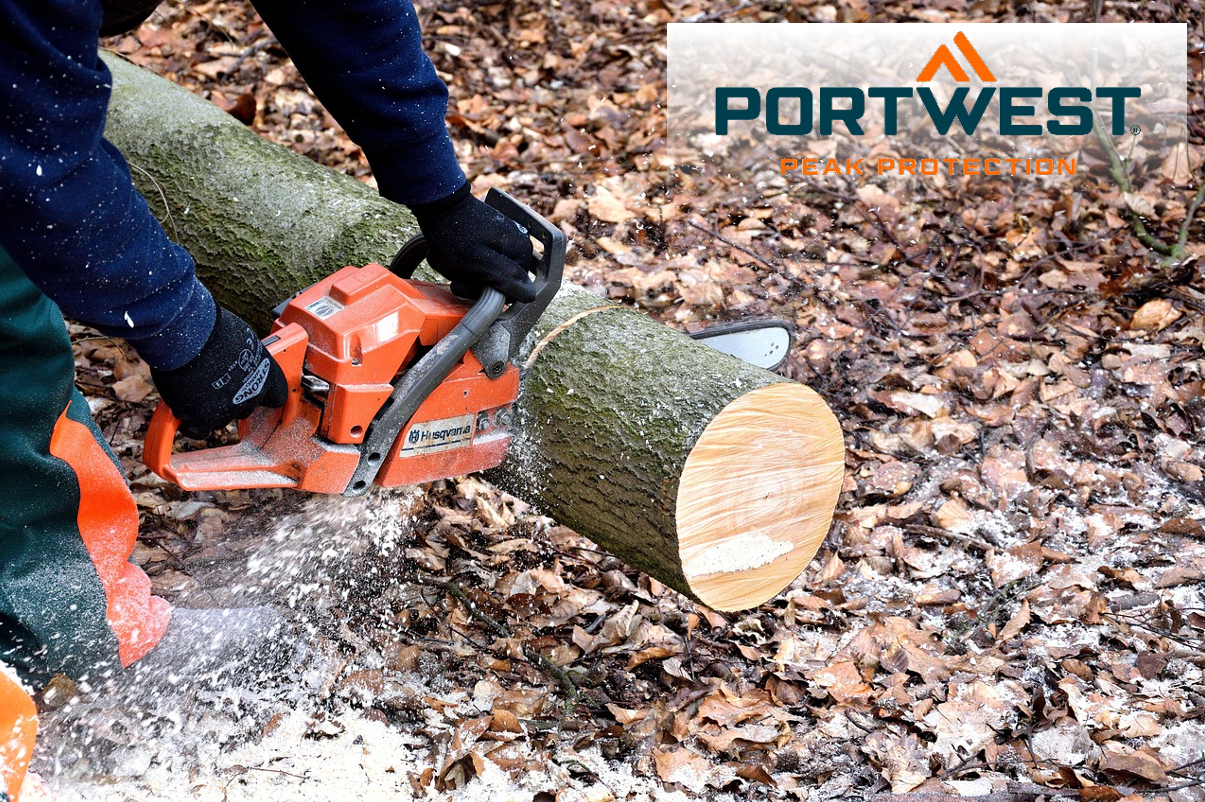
[{"xmin": 32, "ymin": 1, "xmax": 1205, "ymax": 800}]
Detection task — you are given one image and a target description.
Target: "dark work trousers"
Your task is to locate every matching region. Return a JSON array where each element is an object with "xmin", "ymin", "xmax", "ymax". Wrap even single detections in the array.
[{"xmin": 0, "ymin": 243, "xmax": 169, "ymax": 686}]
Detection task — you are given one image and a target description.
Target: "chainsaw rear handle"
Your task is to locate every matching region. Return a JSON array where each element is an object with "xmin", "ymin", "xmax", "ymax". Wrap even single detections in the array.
[
  {"xmin": 143, "ymin": 323, "xmax": 308, "ymax": 489},
  {"xmin": 390, "ymin": 188, "xmax": 566, "ymax": 378}
]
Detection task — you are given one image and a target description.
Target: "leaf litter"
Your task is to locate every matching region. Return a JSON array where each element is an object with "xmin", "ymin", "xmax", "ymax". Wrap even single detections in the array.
[{"xmin": 36, "ymin": 0, "xmax": 1205, "ymax": 799}]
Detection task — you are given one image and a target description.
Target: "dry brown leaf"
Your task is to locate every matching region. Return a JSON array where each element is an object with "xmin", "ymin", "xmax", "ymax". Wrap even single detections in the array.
[
  {"xmin": 864, "ymin": 461, "xmax": 918, "ymax": 497},
  {"xmin": 1130, "ymin": 299, "xmax": 1181, "ymax": 331},
  {"xmin": 856, "ymin": 184, "xmax": 901, "ymax": 217},
  {"xmin": 696, "ymin": 687, "xmax": 779, "ymax": 727},
  {"xmin": 879, "ymin": 617, "xmax": 955, "ymax": 684},
  {"xmin": 587, "ymin": 185, "xmax": 636, "ymax": 223},
  {"xmin": 1159, "ymin": 141, "xmax": 1197, "ymax": 184},
  {"xmin": 922, "ymin": 680, "xmax": 1018, "ymax": 763},
  {"xmin": 491, "ymin": 689, "xmax": 545, "ymax": 717},
  {"xmin": 817, "ymin": 552, "xmax": 845, "ymax": 583},
  {"xmin": 811, "ymin": 659, "xmax": 875, "ymax": 704},
  {"xmin": 997, "ymin": 599, "xmax": 1030, "ymax": 641},
  {"xmin": 625, "ymin": 645, "xmax": 677, "ymax": 669},
  {"xmin": 863, "ymin": 730, "xmax": 928, "ymax": 793},
  {"xmin": 888, "ymin": 391, "xmax": 949, "ymax": 418},
  {"xmin": 991, "ymin": 541, "xmax": 1044, "ymax": 588},
  {"xmin": 112, "ymin": 374, "xmax": 154, "ymax": 403},
  {"xmin": 653, "ymin": 748, "xmax": 727, "ymax": 793},
  {"xmin": 192, "ymin": 56, "xmax": 237, "ymax": 78},
  {"xmin": 605, "ymin": 704, "xmax": 648, "ymax": 725},
  {"xmin": 1121, "ymin": 192, "xmax": 1157, "ymax": 218},
  {"xmin": 980, "ymin": 448, "xmax": 1029, "ymax": 498},
  {"xmin": 1166, "ymin": 461, "xmax": 1204, "ymax": 482},
  {"xmin": 934, "ymin": 497, "xmax": 976, "ymax": 534},
  {"xmin": 696, "ymin": 721, "xmax": 784, "ymax": 752},
  {"xmin": 915, "ymin": 585, "xmax": 961, "ymax": 605},
  {"xmin": 1097, "ymin": 742, "xmax": 1167, "ymax": 783},
  {"xmin": 488, "ymin": 708, "xmax": 523, "ymax": 733}
]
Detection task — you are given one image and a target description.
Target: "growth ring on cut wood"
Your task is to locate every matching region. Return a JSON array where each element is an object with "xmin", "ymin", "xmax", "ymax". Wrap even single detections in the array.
[{"xmin": 676, "ymin": 383, "xmax": 845, "ymax": 611}]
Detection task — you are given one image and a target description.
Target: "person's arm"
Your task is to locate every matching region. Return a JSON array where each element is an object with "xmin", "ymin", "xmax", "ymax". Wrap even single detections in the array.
[
  {"xmin": 0, "ymin": 0, "xmax": 286, "ymax": 434},
  {"xmin": 250, "ymin": 0, "xmax": 538, "ymax": 302},
  {"xmin": 0, "ymin": 0, "xmax": 215, "ymax": 370},
  {"xmin": 249, "ymin": 0, "xmax": 465, "ymax": 207}
]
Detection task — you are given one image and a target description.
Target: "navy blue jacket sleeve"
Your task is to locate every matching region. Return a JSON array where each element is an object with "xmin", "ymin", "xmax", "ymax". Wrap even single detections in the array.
[
  {"xmin": 250, "ymin": 0, "xmax": 468, "ymax": 207},
  {"xmin": 0, "ymin": 0, "xmax": 217, "ymax": 371}
]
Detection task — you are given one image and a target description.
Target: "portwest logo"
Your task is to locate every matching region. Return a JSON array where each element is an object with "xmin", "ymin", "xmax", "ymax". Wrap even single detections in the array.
[
  {"xmin": 714, "ymin": 32, "xmax": 1139, "ymax": 140},
  {"xmin": 916, "ymin": 31, "xmax": 995, "ymax": 83},
  {"xmin": 668, "ymin": 23, "xmax": 1183, "ymax": 182}
]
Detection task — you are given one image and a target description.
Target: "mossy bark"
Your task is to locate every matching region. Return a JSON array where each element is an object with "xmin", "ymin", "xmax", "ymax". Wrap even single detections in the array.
[
  {"xmin": 103, "ymin": 52, "xmax": 415, "ymax": 332},
  {"xmin": 103, "ymin": 54, "xmax": 837, "ymax": 609}
]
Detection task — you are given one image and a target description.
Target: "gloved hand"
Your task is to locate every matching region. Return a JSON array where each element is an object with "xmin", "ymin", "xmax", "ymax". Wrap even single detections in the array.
[
  {"xmin": 409, "ymin": 182, "xmax": 537, "ymax": 302},
  {"xmin": 151, "ymin": 306, "xmax": 288, "ymax": 438}
]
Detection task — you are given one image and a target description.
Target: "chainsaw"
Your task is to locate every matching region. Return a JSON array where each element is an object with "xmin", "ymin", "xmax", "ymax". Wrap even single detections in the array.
[{"xmin": 143, "ymin": 189, "xmax": 566, "ymax": 497}]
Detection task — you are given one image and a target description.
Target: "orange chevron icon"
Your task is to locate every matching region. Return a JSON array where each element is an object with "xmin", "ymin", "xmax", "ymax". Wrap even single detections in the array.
[{"xmin": 916, "ymin": 32, "xmax": 996, "ymax": 83}]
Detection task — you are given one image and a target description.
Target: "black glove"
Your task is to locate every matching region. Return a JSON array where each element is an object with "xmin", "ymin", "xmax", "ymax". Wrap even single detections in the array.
[
  {"xmin": 151, "ymin": 306, "xmax": 289, "ymax": 439},
  {"xmin": 409, "ymin": 182, "xmax": 537, "ymax": 302}
]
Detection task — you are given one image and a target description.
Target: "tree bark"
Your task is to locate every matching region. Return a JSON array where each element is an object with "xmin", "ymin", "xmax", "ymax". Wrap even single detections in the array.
[
  {"xmin": 104, "ymin": 53, "xmax": 413, "ymax": 332},
  {"xmin": 102, "ymin": 53, "xmax": 845, "ymax": 611}
]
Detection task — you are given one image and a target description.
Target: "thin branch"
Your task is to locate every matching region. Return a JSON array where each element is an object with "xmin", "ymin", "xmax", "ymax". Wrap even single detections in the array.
[
  {"xmin": 684, "ymin": 219, "xmax": 779, "ymax": 271},
  {"xmin": 1091, "ymin": 115, "xmax": 1175, "ymax": 256},
  {"xmin": 412, "ymin": 574, "xmax": 580, "ymax": 705},
  {"xmin": 1147, "ymin": 775, "xmax": 1205, "ymax": 795},
  {"xmin": 220, "ymin": 35, "xmax": 278, "ymax": 80},
  {"xmin": 1175, "ymin": 179, "xmax": 1205, "ymax": 255},
  {"xmin": 904, "ymin": 524, "xmax": 994, "ymax": 551}
]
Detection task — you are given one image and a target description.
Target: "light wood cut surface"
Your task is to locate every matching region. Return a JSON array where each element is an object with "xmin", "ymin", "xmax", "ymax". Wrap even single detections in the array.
[{"xmin": 677, "ymin": 384, "xmax": 845, "ymax": 611}]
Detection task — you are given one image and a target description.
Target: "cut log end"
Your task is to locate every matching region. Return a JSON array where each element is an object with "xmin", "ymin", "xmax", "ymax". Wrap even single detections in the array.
[{"xmin": 676, "ymin": 383, "xmax": 846, "ymax": 612}]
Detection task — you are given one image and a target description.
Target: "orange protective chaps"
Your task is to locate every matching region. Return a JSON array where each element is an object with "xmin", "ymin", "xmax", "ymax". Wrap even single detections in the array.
[
  {"xmin": 0, "ymin": 244, "xmax": 170, "ymax": 801},
  {"xmin": 0, "ymin": 671, "xmax": 36, "ymax": 801}
]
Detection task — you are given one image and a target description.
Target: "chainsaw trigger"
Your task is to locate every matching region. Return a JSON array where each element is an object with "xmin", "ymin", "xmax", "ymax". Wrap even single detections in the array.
[{"xmin": 301, "ymin": 374, "xmax": 331, "ymax": 395}]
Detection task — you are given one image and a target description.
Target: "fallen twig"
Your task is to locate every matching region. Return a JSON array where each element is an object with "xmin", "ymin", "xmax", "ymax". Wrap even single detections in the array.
[
  {"xmin": 220, "ymin": 35, "xmax": 278, "ymax": 79},
  {"xmin": 412, "ymin": 574, "xmax": 580, "ymax": 706},
  {"xmin": 684, "ymin": 219, "xmax": 780, "ymax": 271}
]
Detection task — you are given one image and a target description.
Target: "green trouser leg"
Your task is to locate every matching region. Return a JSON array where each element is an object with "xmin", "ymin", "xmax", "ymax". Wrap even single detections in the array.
[{"xmin": 0, "ymin": 243, "xmax": 148, "ymax": 681}]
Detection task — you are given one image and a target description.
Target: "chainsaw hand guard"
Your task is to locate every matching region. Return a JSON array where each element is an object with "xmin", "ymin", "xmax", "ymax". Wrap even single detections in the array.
[
  {"xmin": 143, "ymin": 323, "xmax": 315, "ymax": 490},
  {"xmin": 392, "ymin": 188, "xmax": 566, "ymax": 379}
]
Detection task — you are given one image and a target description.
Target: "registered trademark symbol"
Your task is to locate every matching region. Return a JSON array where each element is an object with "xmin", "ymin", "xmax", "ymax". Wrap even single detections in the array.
[{"xmin": 1130, "ymin": 125, "xmax": 1141, "ymax": 135}]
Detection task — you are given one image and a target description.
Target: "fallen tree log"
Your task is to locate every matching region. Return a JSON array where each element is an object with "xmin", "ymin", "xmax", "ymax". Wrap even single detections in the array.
[{"xmin": 102, "ymin": 53, "xmax": 845, "ymax": 611}]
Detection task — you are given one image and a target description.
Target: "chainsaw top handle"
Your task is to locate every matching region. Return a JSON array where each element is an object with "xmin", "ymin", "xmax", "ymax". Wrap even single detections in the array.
[{"xmin": 390, "ymin": 188, "xmax": 566, "ymax": 379}]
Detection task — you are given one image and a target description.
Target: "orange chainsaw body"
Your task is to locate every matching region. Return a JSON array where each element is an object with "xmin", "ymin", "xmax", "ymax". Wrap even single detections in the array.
[{"xmin": 143, "ymin": 262, "xmax": 519, "ymax": 493}]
